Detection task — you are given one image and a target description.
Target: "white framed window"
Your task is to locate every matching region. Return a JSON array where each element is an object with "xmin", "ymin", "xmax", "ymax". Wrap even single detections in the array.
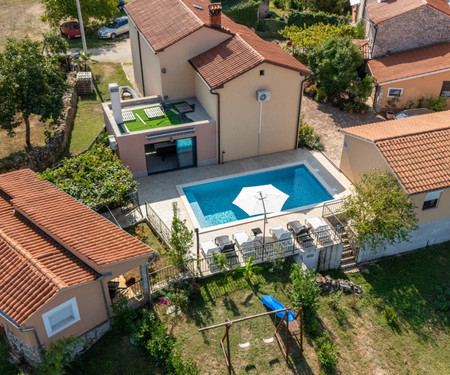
[
  {"xmin": 422, "ymin": 190, "xmax": 442, "ymax": 210},
  {"xmin": 387, "ymin": 88, "xmax": 404, "ymax": 98},
  {"xmin": 42, "ymin": 298, "xmax": 80, "ymax": 337}
]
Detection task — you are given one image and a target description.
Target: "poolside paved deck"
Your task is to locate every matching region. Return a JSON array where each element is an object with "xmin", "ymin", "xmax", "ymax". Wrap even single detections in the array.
[{"xmin": 137, "ymin": 149, "xmax": 352, "ymax": 257}]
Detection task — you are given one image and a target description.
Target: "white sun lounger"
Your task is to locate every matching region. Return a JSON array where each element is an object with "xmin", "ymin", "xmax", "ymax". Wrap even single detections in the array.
[{"xmin": 232, "ymin": 231, "xmax": 256, "ymax": 261}]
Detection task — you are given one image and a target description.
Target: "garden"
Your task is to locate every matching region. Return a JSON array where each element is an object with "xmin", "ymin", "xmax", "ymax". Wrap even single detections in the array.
[{"xmin": 4, "ymin": 240, "xmax": 443, "ymax": 375}]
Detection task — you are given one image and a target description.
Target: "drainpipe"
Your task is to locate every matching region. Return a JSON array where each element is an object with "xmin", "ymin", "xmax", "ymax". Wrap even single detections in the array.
[
  {"xmin": 295, "ymin": 75, "xmax": 311, "ymax": 149},
  {"xmin": 210, "ymin": 89, "xmax": 222, "ymax": 163},
  {"xmin": 19, "ymin": 327, "xmax": 44, "ymax": 361},
  {"xmin": 97, "ymin": 272, "xmax": 113, "ymax": 324}
]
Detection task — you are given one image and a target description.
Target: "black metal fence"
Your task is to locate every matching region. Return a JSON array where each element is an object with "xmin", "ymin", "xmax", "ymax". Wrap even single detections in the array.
[{"xmin": 110, "ymin": 278, "xmax": 143, "ymax": 304}]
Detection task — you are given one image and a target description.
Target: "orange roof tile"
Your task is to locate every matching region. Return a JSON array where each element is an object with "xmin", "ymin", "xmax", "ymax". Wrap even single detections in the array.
[
  {"xmin": 367, "ymin": 0, "xmax": 450, "ymax": 24},
  {"xmin": 367, "ymin": 43, "xmax": 450, "ymax": 84},
  {"xmin": 0, "ymin": 170, "xmax": 153, "ymax": 267},
  {"xmin": 377, "ymin": 129, "xmax": 450, "ymax": 194},
  {"xmin": 0, "ymin": 195, "xmax": 97, "ymax": 325},
  {"xmin": 126, "ymin": 0, "xmax": 311, "ymax": 89},
  {"xmin": 341, "ymin": 111, "xmax": 450, "ymax": 194}
]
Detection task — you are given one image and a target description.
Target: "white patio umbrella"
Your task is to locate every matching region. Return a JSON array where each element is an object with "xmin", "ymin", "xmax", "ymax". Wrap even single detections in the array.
[{"xmin": 232, "ymin": 185, "xmax": 289, "ymax": 245}]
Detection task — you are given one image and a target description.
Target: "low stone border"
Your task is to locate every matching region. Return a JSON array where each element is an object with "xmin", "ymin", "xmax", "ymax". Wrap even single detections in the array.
[
  {"xmin": 0, "ymin": 73, "xmax": 78, "ymax": 173},
  {"xmin": 316, "ymin": 274, "xmax": 363, "ymax": 295}
]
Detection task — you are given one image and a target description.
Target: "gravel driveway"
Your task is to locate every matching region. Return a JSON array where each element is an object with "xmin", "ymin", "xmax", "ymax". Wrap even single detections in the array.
[{"xmin": 302, "ymin": 96, "xmax": 385, "ymax": 165}]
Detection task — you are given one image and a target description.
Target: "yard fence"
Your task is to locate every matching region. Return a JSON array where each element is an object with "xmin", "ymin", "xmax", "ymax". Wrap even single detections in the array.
[{"xmin": 145, "ymin": 201, "xmax": 171, "ymax": 248}]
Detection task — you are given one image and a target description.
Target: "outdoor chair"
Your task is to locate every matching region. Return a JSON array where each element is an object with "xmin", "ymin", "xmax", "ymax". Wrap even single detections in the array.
[
  {"xmin": 215, "ymin": 235, "xmax": 235, "ymax": 254},
  {"xmin": 200, "ymin": 240, "xmax": 220, "ymax": 269},
  {"xmin": 232, "ymin": 231, "xmax": 256, "ymax": 261},
  {"xmin": 287, "ymin": 221, "xmax": 313, "ymax": 247},
  {"xmin": 269, "ymin": 226, "xmax": 294, "ymax": 251}
]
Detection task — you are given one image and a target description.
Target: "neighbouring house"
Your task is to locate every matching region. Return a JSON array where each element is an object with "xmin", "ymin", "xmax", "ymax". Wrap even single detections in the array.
[
  {"xmin": 0, "ymin": 169, "xmax": 154, "ymax": 364},
  {"xmin": 350, "ymin": 0, "xmax": 377, "ymax": 23},
  {"xmin": 365, "ymin": 0, "xmax": 450, "ymax": 59},
  {"xmin": 107, "ymin": 0, "xmax": 311, "ymax": 176},
  {"xmin": 339, "ymin": 110, "xmax": 450, "ymax": 262},
  {"xmin": 368, "ymin": 42, "xmax": 450, "ymax": 112}
]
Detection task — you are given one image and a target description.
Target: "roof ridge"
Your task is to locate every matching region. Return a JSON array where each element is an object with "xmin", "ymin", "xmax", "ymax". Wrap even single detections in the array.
[
  {"xmin": 235, "ymin": 33, "xmax": 264, "ymax": 61},
  {"xmin": 178, "ymin": 0, "xmax": 203, "ymax": 25},
  {"xmin": 375, "ymin": 126, "xmax": 450, "ymax": 143},
  {"xmin": 0, "ymin": 228, "xmax": 67, "ymax": 290}
]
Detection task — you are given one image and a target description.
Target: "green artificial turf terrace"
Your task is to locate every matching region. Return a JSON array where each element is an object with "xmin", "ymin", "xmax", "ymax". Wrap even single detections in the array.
[{"xmin": 119, "ymin": 102, "xmax": 192, "ymax": 133}]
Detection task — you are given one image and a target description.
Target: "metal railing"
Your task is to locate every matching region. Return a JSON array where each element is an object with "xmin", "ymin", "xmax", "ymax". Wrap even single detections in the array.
[
  {"xmin": 145, "ymin": 201, "xmax": 171, "ymax": 248},
  {"xmin": 111, "ymin": 278, "xmax": 143, "ymax": 303},
  {"xmin": 322, "ymin": 198, "xmax": 346, "ymax": 218}
]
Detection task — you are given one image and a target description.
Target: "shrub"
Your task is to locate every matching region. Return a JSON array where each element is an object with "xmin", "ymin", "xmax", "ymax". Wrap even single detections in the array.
[
  {"xmin": 111, "ymin": 296, "xmax": 137, "ymax": 334},
  {"xmin": 274, "ymin": 0, "xmax": 288, "ymax": 8},
  {"xmin": 316, "ymin": 335, "xmax": 339, "ymax": 373},
  {"xmin": 428, "ymin": 96, "xmax": 447, "ymax": 111},
  {"xmin": 288, "ymin": 10, "xmax": 349, "ymax": 28},
  {"xmin": 37, "ymin": 336, "xmax": 83, "ymax": 375},
  {"xmin": 168, "ymin": 350, "xmax": 200, "ymax": 375},
  {"xmin": 225, "ymin": 1, "xmax": 261, "ymax": 28},
  {"xmin": 290, "ymin": 264, "xmax": 320, "ymax": 314},
  {"xmin": 39, "ymin": 134, "xmax": 137, "ymax": 210},
  {"xmin": 0, "ymin": 335, "xmax": 18, "ymax": 375},
  {"xmin": 159, "ymin": 281, "xmax": 191, "ymax": 309},
  {"xmin": 298, "ymin": 115, "xmax": 324, "ymax": 151},
  {"xmin": 136, "ymin": 312, "xmax": 175, "ymax": 367},
  {"xmin": 384, "ymin": 306, "xmax": 398, "ymax": 326}
]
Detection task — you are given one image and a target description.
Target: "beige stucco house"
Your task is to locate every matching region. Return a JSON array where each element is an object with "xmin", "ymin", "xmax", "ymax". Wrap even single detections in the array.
[
  {"xmin": 368, "ymin": 42, "xmax": 450, "ymax": 112},
  {"xmin": 110, "ymin": 0, "xmax": 311, "ymax": 176},
  {"xmin": 339, "ymin": 110, "xmax": 450, "ymax": 262},
  {"xmin": 0, "ymin": 170, "xmax": 154, "ymax": 364}
]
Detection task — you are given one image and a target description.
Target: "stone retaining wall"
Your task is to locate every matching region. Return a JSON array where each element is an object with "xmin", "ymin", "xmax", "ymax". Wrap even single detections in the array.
[{"xmin": 0, "ymin": 72, "xmax": 78, "ymax": 173}]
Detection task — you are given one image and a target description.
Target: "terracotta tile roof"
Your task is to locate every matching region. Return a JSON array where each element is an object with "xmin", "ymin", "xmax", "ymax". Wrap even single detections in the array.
[
  {"xmin": 0, "ymin": 170, "xmax": 153, "ymax": 267},
  {"xmin": 126, "ymin": 0, "xmax": 311, "ymax": 89},
  {"xmin": 126, "ymin": 0, "xmax": 203, "ymax": 52},
  {"xmin": 367, "ymin": 0, "xmax": 450, "ymax": 24},
  {"xmin": 340, "ymin": 111, "xmax": 450, "ymax": 194},
  {"xmin": 0, "ymin": 195, "xmax": 97, "ymax": 325},
  {"xmin": 0, "ymin": 236, "xmax": 59, "ymax": 325},
  {"xmin": 377, "ymin": 128, "xmax": 450, "ymax": 194},
  {"xmin": 367, "ymin": 42, "xmax": 450, "ymax": 84}
]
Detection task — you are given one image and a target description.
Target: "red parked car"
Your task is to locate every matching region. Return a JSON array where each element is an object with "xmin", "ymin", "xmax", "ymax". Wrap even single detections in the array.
[{"xmin": 59, "ymin": 21, "xmax": 81, "ymax": 40}]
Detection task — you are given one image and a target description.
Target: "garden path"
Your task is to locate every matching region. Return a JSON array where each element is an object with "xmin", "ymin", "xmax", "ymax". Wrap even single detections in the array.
[{"xmin": 302, "ymin": 96, "xmax": 385, "ymax": 165}]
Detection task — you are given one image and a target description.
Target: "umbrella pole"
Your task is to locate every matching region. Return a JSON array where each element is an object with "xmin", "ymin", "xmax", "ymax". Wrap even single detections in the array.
[{"xmin": 259, "ymin": 192, "xmax": 267, "ymax": 247}]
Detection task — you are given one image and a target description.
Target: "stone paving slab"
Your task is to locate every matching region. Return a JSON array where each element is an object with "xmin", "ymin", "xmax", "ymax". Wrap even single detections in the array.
[{"xmin": 302, "ymin": 96, "xmax": 385, "ymax": 165}]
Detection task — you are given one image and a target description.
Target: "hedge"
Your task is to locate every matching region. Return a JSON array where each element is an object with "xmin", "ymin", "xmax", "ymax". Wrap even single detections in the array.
[
  {"xmin": 225, "ymin": 0, "xmax": 261, "ymax": 28},
  {"xmin": 288, "ymin": 10, "xmax": 350, "ymax": 28}
]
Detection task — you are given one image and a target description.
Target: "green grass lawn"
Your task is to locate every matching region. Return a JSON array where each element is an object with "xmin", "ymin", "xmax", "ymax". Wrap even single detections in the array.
[
  {"xmin": 120, "ymin": 106, "xmax": 184, "ymax": 133},
  {"xmin": 65, "ymin": 62, "xmax": 131, "ymax": 156},
  {"xmin": 47, "ymin": 242, "xmax": 450, "ymax": 374}
]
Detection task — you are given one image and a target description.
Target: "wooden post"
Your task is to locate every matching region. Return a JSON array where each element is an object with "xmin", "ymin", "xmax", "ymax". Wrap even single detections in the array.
[
  {"xmin": 285, "ymin": 312, "xmax": 289, "ymax": 364},
  {"xmin": 299, "ymin": 303, "xmax": 303, "ymax": 356},
  {"xmin": 226, "ymin": 324, "xmax": 231, "ymax": 375}
]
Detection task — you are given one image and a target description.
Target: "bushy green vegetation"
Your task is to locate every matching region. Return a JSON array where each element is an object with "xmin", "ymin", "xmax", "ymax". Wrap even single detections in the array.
[
  {"xmin": 288, "ymin": 10, "xmax": 349, "ymax": 28},
  {"xmin": 39, "ymin": 134, "xmax": 137, "ymax": 210},
  {"xmin": 225, "ymin": 0, "xmax": 261, "ymax": 28},
  {"xmin": 298, "ymin": 113, "xmax": 324, "ymax": 151},
  {"xmin": 0, "ymin": 335, "xmax": 18, "ymax": 375}
]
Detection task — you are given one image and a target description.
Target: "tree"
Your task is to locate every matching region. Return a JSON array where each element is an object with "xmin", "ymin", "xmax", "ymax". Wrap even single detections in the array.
[
  {"xmin": 0, "ymin": 38, "xmax": 68, "ymax": 150},
  {"xmin": 290, "ymin": 0, "xmax": 350, "ymax": 15},
  {"xmin": 307, "ymin": 36, "xmax": 362, "ymax": 97},
  {"xmin": 168, "ymin": 202, "xmax": 194, "ymax": 271},
  {"xmin": 344, "ymin": 169, "xmax": 418, "ymax": 250},
  {"xmin": 41, "ymin": 0, "xmax": 119, "ymax": 27}
]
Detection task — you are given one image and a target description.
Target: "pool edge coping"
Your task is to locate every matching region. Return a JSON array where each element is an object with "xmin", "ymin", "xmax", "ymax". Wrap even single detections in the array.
[{"xmin": 176, "ymin": 161, "xmax": 342, "ymax": 234}]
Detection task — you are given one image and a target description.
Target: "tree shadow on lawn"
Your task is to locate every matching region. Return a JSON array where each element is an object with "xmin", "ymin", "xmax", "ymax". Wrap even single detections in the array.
[{"xmin": 334, "ymin": 245, "xmax": 449, "ymax": 340}]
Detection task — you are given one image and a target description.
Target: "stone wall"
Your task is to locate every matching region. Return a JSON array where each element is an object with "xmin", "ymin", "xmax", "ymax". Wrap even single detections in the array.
[
  {"xmin": 371, "ymin": 6, "xmax": 450, "ymax": 58},
  {"xmin": 0, "ymin": 73, "xmax": 78, "ymax": 173}
]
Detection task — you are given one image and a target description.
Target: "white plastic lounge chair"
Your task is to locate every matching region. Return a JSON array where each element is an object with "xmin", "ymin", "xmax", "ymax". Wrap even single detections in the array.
[
  {"xmin": 269, "ymin": 226, "xmax": 294, "ymax": 250},
  {"xmin": 232, "ymin": 231, "xmax": 256, "ymax": 261},
  {"xmin": 200, "ymin": 240, "xmax": 220, "ymax": 268}
]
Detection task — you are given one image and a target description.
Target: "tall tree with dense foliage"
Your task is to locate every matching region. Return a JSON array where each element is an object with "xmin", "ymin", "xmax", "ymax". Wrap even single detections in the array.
[
  {"xmin": 344, "ymin": 169, "xmax": 418, "ymax": 250},
  {"xmin": 41, "ymin": 0, "xmax": 119, "ymax": 27},
  {"xmin": 39, "ymin": 136, "xmax": 137, "ymax": 210},
  {"xmin": 307, "ymin": 36, "xmax": 362, "ymax": 97},
  {"xmin": 0, "ymin": 38, "xmax": 68, "ymax": 150}
]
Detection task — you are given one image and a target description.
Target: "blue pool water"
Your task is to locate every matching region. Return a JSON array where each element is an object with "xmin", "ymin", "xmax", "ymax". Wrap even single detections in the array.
[{"xmin": 183, "ymin": 164, "xmax": 333, "ymax": 228}]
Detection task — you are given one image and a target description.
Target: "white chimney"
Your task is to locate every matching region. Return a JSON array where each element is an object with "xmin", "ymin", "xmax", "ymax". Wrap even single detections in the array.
[{"xmin": 109, "ymin": 83, "xmax": 123, "ymax": 124}]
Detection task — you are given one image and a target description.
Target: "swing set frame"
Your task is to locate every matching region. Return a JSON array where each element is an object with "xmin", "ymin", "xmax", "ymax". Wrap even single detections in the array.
[{"xmin": 199, "ymin": 305, "xmax": 303, "ymax": 374}]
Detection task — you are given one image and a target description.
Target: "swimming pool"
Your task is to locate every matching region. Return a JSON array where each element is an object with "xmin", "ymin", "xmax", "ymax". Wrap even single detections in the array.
[{"xmin": 181, "ymin": 164, "xmax": 334, "ymax": 228}]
